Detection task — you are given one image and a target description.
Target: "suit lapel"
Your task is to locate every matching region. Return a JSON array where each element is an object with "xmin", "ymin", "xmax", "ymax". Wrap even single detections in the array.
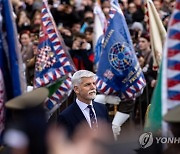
[
  {"xmin": 93, "ymin": 101, "xmax": 108, "ymax": 124},
  {"xmin": 72, "ymin": 102, "xmax": 89, "ymax": 127},
  {"xmin": 93, "ymin": 101, "xmax": 102, "ymax": 123}
]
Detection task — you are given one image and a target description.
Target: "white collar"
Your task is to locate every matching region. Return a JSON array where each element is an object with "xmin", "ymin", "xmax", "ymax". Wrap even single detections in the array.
[{"xmin": 76, "ymin": 98, "xmax": 93, "ymax": 111}]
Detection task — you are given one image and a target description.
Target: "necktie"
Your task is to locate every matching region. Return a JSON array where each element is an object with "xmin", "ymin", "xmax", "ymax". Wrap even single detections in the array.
[{"xmin": 87, "ymin": 105, "xmax": 98, "ymax": 130}]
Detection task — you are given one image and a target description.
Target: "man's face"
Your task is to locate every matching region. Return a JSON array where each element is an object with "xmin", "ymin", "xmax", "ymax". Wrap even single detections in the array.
[{"xmin": 74, "ymin": 77, "xmax": 96, "ymax": 104}]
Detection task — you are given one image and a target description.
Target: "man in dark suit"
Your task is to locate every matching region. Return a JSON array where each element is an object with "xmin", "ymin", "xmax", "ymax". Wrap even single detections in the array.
[{"xmin": 57, "ymin": 70, "xmax": 111, "ymax": 138}]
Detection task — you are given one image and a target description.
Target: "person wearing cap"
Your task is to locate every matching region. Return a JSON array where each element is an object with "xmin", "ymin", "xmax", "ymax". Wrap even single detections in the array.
[
  {"xmin": 57, "ymin": 70, "xmax": 113, "ymax": 139},
  {"xmin": 2, "ymin": 88, "xmax": 49, "ymax": 154}
]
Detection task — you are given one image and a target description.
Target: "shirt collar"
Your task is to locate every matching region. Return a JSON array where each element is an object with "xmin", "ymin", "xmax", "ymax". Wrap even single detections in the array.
[{"xmin": 76, "ymin": 98, "xmax": 93, "ymax": 111}]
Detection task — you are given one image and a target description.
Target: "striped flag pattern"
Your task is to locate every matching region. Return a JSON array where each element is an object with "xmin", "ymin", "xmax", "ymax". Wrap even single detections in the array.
[
  {"xmin": 34, "ymin": 0, "xmax": 75, "ymax": 88},
  {"xmin": 163, "ymin": 0, "xmax": 180, "ymax": 109},
  {"xmin": 145, "ymin": 0, "xmax": 180, "ymax": 134},
  {"xmin": 45, "ymin": 74, "xmax": 72, "ymax": 114},
  {"xmin": 34, "ymin": 0, "xmax": 75, "ymax": 113}
]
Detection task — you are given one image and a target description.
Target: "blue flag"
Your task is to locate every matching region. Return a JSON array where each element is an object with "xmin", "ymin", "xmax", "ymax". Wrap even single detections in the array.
[
  {"xmin": 0, "ymin": 0, "xmax": 26, "ymax": 142},
  {"xmin": 94, "ymin": 35, "xmax": 104, "ymax": 65},
  {"xmin": 96, "ymin": 0, "xmax": 146, "ymax": 100},
  {"xmin": 0, "ymin": 0, "xmax": 24, "ymax": 97}
]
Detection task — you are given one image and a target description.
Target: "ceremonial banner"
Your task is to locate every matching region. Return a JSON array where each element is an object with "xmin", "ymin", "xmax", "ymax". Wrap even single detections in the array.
[
  {"xmin": 34, "ymin": 0, "xmax": 75, "ymax": 88},
  {"xmin": 162, "ymin": 0, "xmax": 180, "ymax": 110},
  {"xmin": 34, "ymin": 0, "xmax": 76, "ymax": 113},
  {"xmin": 96, "ymin": 0, "xmax": 146, "ymax": 100},
  {"xmin": 145, "ymin": 0, "xmax": 180, "ymax": 133}
]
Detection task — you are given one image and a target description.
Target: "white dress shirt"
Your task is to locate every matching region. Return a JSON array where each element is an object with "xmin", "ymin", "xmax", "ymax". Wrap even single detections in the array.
[{"xmin": 76, "ymin": 98, "xmax": 97, "ymax": 128}]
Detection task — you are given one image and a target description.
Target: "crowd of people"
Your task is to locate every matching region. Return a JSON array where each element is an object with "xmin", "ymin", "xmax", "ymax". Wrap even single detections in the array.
[
  {"xmin": 11, "ymin": 0, "xmax": 175, "ymax": 123},
  {"xmin": 1, "ymin": 0, "xmax": 179, "ymax": 153}
]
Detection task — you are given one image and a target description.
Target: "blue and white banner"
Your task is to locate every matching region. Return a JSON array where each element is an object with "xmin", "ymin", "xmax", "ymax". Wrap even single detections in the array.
[
  {"xmin": 34, "ymin": 0, "xmax": 75, "ymax": 88},
  {"xmin": 96, "ymin": 0, "xmax": 146, "ymax": 100},
  {"xmin": 34, "ymin": 0, "xmax": 76, "ymax": 114}
]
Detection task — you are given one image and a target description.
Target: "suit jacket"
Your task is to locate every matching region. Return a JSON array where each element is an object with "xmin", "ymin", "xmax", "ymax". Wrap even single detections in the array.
[{"xmin": 57, "ymin": 101, "xmax": 110, "ymax": 138}]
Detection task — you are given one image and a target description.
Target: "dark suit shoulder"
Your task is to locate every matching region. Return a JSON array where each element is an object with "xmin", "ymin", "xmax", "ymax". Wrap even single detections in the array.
[
  {"xmin": 57, "ymin": 102, "xmax": 88, "ymax": 138},
  {"xmin": 57, "ymin": 102, "xmax": 77, "ymax": 124},
  {"xmin": 93, "ymin": 101, "xmax": 108, "ymax": 111},
  {"xmin": 93, "ymin": 101, "xmax": 106, "ymax": 106},
  {"xmin": 59, "ymin": 102, "xmax": 76, "ymax": 116},
  {"xmin": 93, "ymin": 101, "xmax": 109, "ymax": 121}
]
